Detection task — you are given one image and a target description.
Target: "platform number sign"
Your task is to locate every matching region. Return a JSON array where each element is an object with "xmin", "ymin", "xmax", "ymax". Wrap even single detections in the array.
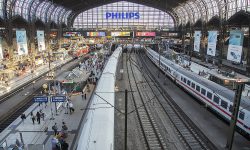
[{"xmin": 51, "ymin": 96, "xmax": 66, "ymax": 102}]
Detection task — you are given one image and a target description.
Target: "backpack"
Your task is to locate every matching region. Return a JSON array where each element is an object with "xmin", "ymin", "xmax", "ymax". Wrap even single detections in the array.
[
  {"xmin": 52, "ymin": 125, "xmax": 57, "ymax": 131},
  {"xmin": 62, "ymin": 125, "xmax": 68, "ymax": 130}
]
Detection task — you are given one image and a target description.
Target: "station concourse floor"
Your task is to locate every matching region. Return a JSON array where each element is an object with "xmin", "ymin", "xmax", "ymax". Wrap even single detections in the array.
[{"xmin": 0, "ymin": 84, "xmax": 95, "ymax": 150}]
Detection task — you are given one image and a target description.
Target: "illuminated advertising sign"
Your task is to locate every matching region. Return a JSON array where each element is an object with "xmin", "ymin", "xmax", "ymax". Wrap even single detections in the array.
[
  {"xmin": 87, "ymin": 32, "xmax": 106, "ymax": 37},
  {"xmin": 227, "ymin": 30, "xmax": 244, "ymax": 63},
  {"xmin": 63, "ymin": 32, "xmax": 82, "ymax": 37},
  {"xmin": 111, "ymin": 32, "xmax": 131, "ymax": 37},
  {"xmin": 136, "ymin": 32, "xmax": 156, "ymax": 37},
  {"xmin": 16, "ymin": 30, "xmax": 28, "ymax": 55},
  {"xmin": 106, "ymin": 12, "xmax": 139, "ymax": 19}
]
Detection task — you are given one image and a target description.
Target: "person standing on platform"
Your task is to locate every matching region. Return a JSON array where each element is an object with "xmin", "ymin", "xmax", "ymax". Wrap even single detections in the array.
[
  {"xmin": 84, "ymin": 93, "xmax": 87, "ymax": 100},
  {"xmin": 52, "ymin": 123, "xmax": 58, "ymax": 135},
  {"xmin": 36, "ymin": 111, "xmax": 41, "ymax": 124}
]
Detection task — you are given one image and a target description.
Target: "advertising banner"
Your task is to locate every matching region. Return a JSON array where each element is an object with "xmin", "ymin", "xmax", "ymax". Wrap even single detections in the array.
[
  {"xmin": 207, "ymin": 31, "xmax": 218, "ymax": 56},
  {"xmin": 16, "ymin": 30, "xmax": 28, "ymax": 55},
  {"xmin": 0, "ymin": 37, "xmax": 3, "ymax": 59},
  {"xmin": 136, "ymin": 32, "xmax": 156, "ymax": 37},
  {"xmin": 227, "ymin": 30, "xmax": 244, "ymax": 63},
  {"xmin": 194, "ymin": 31, "xmax": 201, "ymax": 52},
  {"xmin": 111, "ymin": 32, "xmax": 130, "ymax": 37},
  {"xmin": 87, "ymin": 32, "xmax": 106, "ymax": 37},
  {"xmin": 37, "ymin": 30, "xmax": 46, "ymax": 51},
  {"xmin": 63, "ymin": 32, "xmax": 82, "ymax": 37}
]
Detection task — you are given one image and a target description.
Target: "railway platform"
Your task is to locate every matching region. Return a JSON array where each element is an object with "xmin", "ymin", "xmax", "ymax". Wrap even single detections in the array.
[
  {"xmin": 0, "ymin": 57, "xmax": 73, "ymax": 97},
  {"xmin": 0, "ymin": 84, "xmax": 95, "ymax": 149}
]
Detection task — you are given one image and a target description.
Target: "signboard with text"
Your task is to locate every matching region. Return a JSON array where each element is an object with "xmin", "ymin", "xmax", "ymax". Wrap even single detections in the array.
[
  {"xmin": 37, "ymin": 30, "xmax": 46, "ymax": 51},
  {"xmin": 111, "ymin": 32, "xmax": 130, "ymax": 37},
  {"xmin": 227, "ymin": 30, "xmax": 244, "ymax": 63},
  {"xmin": 51, "ymin": 96, "xmax": 66, "ymax": 102},
  {"xmin": 16, "ymin": 30, "xmax": 28, "ymax": 55},
  {"xmin": 87, "ymin": 32, "xmax": 106, "ymax": 37},
  {"xmin": 33, "ymin": 96, "xmax": 48, "ymax": 103},
  {"xmin": 105, "ymin": 12, "xmax": 139, "ymax": 19},
  {"xmin": 193, "ymin": 31, "xmax": 201, "ymax": 52},
  {"xmin": 136, "ymin": 32, "xmax": 155, "ymax": 37},
  {"xmin": 207, "ymin": 31, "xmax": 217, "ymax": 56}
]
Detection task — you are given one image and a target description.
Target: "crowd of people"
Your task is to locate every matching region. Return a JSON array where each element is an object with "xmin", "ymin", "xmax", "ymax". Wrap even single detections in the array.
[{"xmin": 51, "ymin": 122, "xmax": 69, "ymax": 150}]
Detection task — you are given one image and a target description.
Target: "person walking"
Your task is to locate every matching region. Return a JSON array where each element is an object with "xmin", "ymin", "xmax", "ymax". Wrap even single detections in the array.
[
  {"xmin": 36, "ymin": 111, "xmax": 41, "ymax": 124},
  {"xmin": 31, "ymin": 111, "xmax": 35, "ymax": 125},
  {"xmin": 81, "ymin": 91, "xmax": 84, "ymax": 100},
  {"xmin": 69, "ymin": 101, "xmax": 74, "ymax": 114},
  {"xmin": 84, "ymin": 93, "xmax": 87, "ymax": 100},
  {"xmin": 52, "ymin": 123, "xmax": 58, "ymax": 135}
]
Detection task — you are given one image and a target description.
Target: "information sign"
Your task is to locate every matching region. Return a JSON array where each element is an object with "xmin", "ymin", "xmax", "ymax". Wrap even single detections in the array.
[
  {"xmin": 33, "ymin": 96, "xmax": 48, "ymax": 103},
  {"xmin": 51, "ymin": 96, "xmax": 66, "ymax": 102}
]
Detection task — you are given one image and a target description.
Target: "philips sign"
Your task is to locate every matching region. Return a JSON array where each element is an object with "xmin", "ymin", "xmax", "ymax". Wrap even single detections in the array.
[{"xmin": 106, "ymin": 12, "xmax": 140, "ymax": 19}]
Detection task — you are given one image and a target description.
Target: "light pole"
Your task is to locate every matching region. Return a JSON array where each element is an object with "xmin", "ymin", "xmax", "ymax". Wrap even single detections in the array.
[{"xmin": 158, "ymin": 42, "xmax": 162, "ymax": 78}]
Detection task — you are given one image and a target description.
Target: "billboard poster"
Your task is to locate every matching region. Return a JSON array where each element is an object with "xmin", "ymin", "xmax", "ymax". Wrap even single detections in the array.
[
  {"xmin": 37, "ymin": 30, "xmax": 46, "ymax": 51},
  {"xmin": 227, "ymin": 30, "xmax": 244, "ymax": 63},
  {"xmin": 63, "ymin": 32, "xmax": 82, "ymax": 37},
  {"xmin": 16, "ymin": 30, "xmax": 28, "ymax": 55},
  {"xmin": 111, "ymin": 32, "xmax": 130, "ymax": 37},
  {"xmin": 207, "ymin": 31, "xmax": 218, "ymax": 56},
  {"xmin": 136, "ymin": 32, "xmax": 156, "ymax": 37},
  {"xmin": 87, "ymin": 32, "xmax": 106, "ymax": 37},
  {"xmin": 194, "ymin": 31, "xmax": 201, "ymax": 52},
  {"xmin": 0, "ymin": 37, "xmax": 3, "ymax": 59}
]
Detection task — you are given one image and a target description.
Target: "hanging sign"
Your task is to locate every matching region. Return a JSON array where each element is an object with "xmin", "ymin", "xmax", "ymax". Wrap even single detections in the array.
[
  {"xmin": 37, "ymin": 30, "xmax": 46, "ymax": 51},
  {"xmin": 193, "ymin": 31, "xmax": 201, "ymax": 52},
  {"xmin": 227, "ymin": 30, "xmax": 244, "ymax": 63},
  {"xmin": 207, "ymin": 31, "xmax": 218, "ymax": 56},
  {"xmin": 16, "ymin": 30, "xmax": 28, "ymax": 55}
]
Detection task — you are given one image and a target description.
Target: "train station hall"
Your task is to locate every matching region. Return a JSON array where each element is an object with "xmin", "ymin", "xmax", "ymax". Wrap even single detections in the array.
[{"xmin": 0, "ymin": 0, "xmax": 250, "ymax": 150}]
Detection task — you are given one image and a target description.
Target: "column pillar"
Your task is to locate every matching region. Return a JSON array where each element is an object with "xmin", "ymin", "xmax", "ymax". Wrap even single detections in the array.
[
  {"xmin": 45, "ymin": 24, "xmax": 51, "ymax": 51},
  {"xmin": 246, "ymin": 18, "xmax": 250, "ymax": 75},
  {"xmin": 201, "ymin": 21, "xmax": 207, "ymax": 62},
  {"xmin": 218, "ymin": 19, "xmax": 225, "ymax": 68},
  {"xmin": 6, "ymin": 21, "xmax": 13, "ymax": 60},
  {"xmin": 28, "ymin": 22, "xmax": 36, "ymax": 55}
]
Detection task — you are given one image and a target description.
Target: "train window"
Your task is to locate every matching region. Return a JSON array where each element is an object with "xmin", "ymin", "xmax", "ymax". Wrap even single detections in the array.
[
  {"xmin": 239, "ymin": 111, "xmax": 245, "ymax": 120},
  {"xmin": 229, "ymin": 105, "xmax": 233, "ymax": 113},
  {"xmin": 184, "ymin": 78, "xmax": 186, "ymax": 83},
  {"xmin": 181, "ymin": 77, "xmax": 183, "ymax": 81},
  {"xmin": 207, "ymin": 92, "xmax": 212, "ymax": 99},
  {"xmin": 196, "ymin": 85, "xmax": 200, "ymax": 92},
  {"xmin": 201, "ymin": 88, "xmax": 206, "ymax": 95},
  {"xmin": 220, "ymin": 100, "xmax": 228, "ymax": 109},
  {"xmin": 213, "ymin": 95, "xmax": 219, "ymax": 104},
  {"xmin": 187, "ymin": 80, "xmax": 191, "ymax": 86},
  {"xmin": 191, "ymin": 83, "xmax": 195, "ymax": 88}
]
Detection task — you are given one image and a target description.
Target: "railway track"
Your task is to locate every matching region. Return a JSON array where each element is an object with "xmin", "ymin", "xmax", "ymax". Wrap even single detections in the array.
[
  {"xmin": 126, "ymin": 53, "xmax": 167, "ymax": 150},
  {"xmin": 0, "ymin": 57, "xmax": 84, "ymax": 133},
  {"xmin": 129, "ymin": 50, "xmax": 217, "ymax": 150}
]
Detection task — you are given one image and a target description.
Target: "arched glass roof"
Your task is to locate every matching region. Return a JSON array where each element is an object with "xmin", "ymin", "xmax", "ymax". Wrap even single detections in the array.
[
  {"xmin": 73, "ymin": 1, "xmax": 175, "ymax": 30},
  {"xmin": 0, "ymin": 0, "xmax": 71, "ymax": 25},
  {"xmin": 175, "ymin": 0, "xmax": 250, "ymax": 25},
  {"xmin": 0, "ymin": 0, "xmax": 249, "ymax": 27}
]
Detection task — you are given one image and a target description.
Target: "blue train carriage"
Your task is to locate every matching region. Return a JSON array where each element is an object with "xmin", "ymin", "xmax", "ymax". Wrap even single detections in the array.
[{"xmin": 146, "ymin": 47, "xmax": 250, "ymax": 137}]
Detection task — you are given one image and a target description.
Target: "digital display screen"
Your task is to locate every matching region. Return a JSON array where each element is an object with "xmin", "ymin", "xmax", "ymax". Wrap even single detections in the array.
[
  {"xmin": 63, "ymin": 32, "xmax": 82, "ymax": 37},
  {"xmin": 136, "ymin": 32, "xmax": 156, "ymax": 37},
  {"xmin": 111, "ymin": 32, "xmax": 131, "ymax": 37},
  {"xmin": 87, "ymin": 32, "xmax": 106, "ymax": 37}
]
